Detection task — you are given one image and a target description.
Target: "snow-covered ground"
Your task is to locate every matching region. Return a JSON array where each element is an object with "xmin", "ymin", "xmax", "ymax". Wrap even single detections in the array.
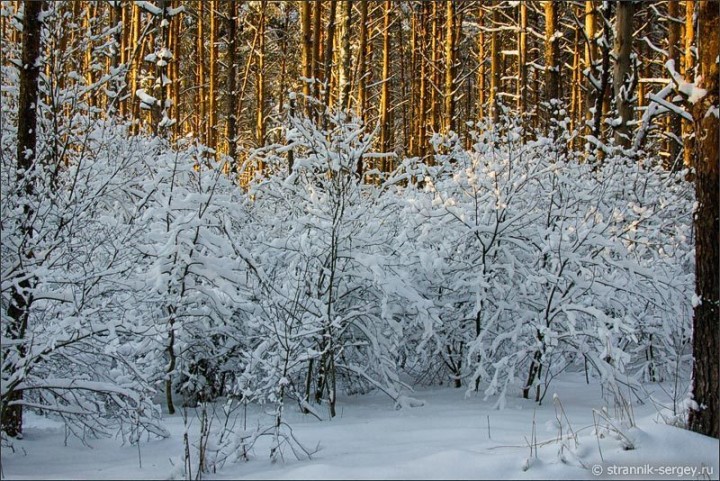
[{"xmin": 2, "ymin": 374, "xmax": 718, "ymax": 480}]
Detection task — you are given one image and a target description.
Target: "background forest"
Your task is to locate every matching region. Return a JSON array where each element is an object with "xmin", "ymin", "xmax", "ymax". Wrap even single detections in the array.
[{"xmin": 0, "ymin": 0, "xmax": 718, "ymax": 477}]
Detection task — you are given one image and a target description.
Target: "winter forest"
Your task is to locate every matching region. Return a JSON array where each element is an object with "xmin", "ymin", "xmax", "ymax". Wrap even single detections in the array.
[{"xmin": 1, "ymin": 0, "xmax": 718, "ymax": 479}]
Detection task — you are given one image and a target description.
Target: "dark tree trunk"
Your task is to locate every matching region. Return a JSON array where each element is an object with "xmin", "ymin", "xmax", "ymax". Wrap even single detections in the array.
[
  {"xmin": 612, "ymin": 0, "xmax": 635, "ymax": 148},
  {"xmin": 689, "ymin": 0, "xmax": 719, "ymax": 440},
  {"xmin": 2, "ymin": 0, "xmax": 45, "ymax": 438},
  {"xmin": 226, "ymin": 0, "xmax": 239, "ymax": 173},
  {"xmin": 544, "ymin": 0, "xmax": 559, "ymax": 130}
]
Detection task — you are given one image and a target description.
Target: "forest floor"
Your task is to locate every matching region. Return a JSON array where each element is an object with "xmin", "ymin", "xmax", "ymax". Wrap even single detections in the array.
[{"xmin": 2, "ymin": 374, "xmax": 718, "ymax": 480}]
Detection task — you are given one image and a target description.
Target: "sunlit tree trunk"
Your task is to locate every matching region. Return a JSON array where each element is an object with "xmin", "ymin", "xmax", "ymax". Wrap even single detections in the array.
[
  {"xmin": 418, "ymin": 3, "xmax": 429, "ymax": 159},
  {"xmin": 490, "ymin": 2, "xmax": 500, "ymax": 123},
  {"xmin": 196, "ymin": 1, "xmax": 205, "ymax": 140},
  {"xmin": 430, "ymin": 1, "xmax": 440, "ymax": 132},
  {"xmin": 544, "ymin": 0, "xmax": 559, "ymax": 130},
  {"xmin": 584, "ymin": 0, "xmax": 597, "ymax": 138},
  {"xmin": 301, "ymin": 0, "xmax": 312, "ymax": 114},
  {"xmin": 570, "ymin": 12, "xmax": 582, "ymax": 142},
  {"xmin": 379, "ymin": 0, "xmax": 391, "ymax": 155},
  {"xmin": 476, "ymin": 5, "xmax": 485, "ymax": 122},
  {"xmin": 682, "ymin": 0, "xmax": 695, "ymax": 169},
  {"xmin": 130, "ymin": 3, "xmax": 142, "ymax": 134},
  {"xmin": 443, "ymin": 0, "xmax": 455, "ymax": 133},
  {"xmin": 169, "ymin": 0, "xmax": 181, "ymax": 139},
  {"xmin": 256, "ymin": 0, "xmax": 266, "ymax": 148},
  {"xmin": 356, "ymin": 0, "xmax": 368, "ymax": 124},
  {"xmin": 83, "ymin": 3, "xmax": 97, "ymax": 109},
  {"xmin": 339, "ymin": 0, "xmax": 352, "ymax": 110},
  {"xmin": 208, "ymin": 0, "xmax": 218, "ymax": 150},
  {"xmin": 517, "ymin": 2, "xmax": 527, "ymax": 116},
  {"xmin": 119, "ymin": 2, "xmax": 131, "ymax": 118},
  {"xmin": 321, "ymin": 0, "xmax": 337, "ymax": 116}
]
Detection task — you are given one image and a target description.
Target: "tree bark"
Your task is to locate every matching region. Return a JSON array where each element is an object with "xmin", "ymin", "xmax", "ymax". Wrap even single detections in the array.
[
  {"xmin": 476, "ymin": 5, "xmax": 485, "ymax": 122},
  {"xmin": 301, "ymin": 0, "xmax": 312, "ymax": 114},
  {"xmin": 312, "ymin": 0, "xmax": 322, "ymax": 108},
  {"xmin": 545, "ymin": 0, "xmax": 559, "ymax": 130},
  {"xmin": 418, "ymin": 3, "xmax": 428, "ymax": 159},
  {"xmin": 443, "ymin": 0, "xmax": 455, "ymax": 133},
  {"xmin": 196, "ymin": 1, "xmax": 206, "ymax": 141},
  {"xmin": 226, "ymin": 0, "xmax": 239, "ymax": 172},
  {"xmin": 208, "ymin": 0, "xmax": 218, "ymax": 150},
  {"xmin": 682, "ymin": 0, "xmax": 695, "ymax": 169},
  {"xmin": 612, "ymin": 0, "xmax": 635, "ymax": 148},
  {"xmin": 339, "ymin": 0, "xmax": 352, "ymax": 111},
  {"xmin": 2, "ymin": 0, "xmax": 45, "ymax": 438},
  {"xmin": 666, "ymin": 0, "xmax": 683, "ymax": 170},
  {"xmin": 379, "ymin": 0, "xmax": 391, "ymax": 154},
  {"xmin": 518, "ymin": 2, "xmax": 527, "ymax": 116},
  {"xmin": 490, "ymin": 2, "xmax": 500, "ymax": 123},
  {"xmin": 256, "ymin": 0, "xmax": 266, "ymax": 148},
  {"xmin": 430, "ymin": 1, "xmax": 440, "ymax": 132},
  {"xmin": 584, "ymin": 0, "xmax": 597, "ymax": 138},
  {"xmin": 689, "ymin": 0, "xmax": 719, "ymax": 440},
  {"xmin": 169, "ymin": 0, "xmax": 181, "ymax": 139},
  {"xmin": 321, "ymin": 0, "xmax": 337, "ymax": 119}
]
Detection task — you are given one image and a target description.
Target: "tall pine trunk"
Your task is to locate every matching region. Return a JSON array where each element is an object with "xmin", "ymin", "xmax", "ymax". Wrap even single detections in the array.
[
  {"xmin": 612, "ymin": 0, "xmax": 635, "ymax": 148},
  {"xmin": 689, "ymin": 0, "xmax": 719, "ymax": 440},
  {"xmin": 2, "ymin": 0, "xmax": 45, "ymax": 438}
]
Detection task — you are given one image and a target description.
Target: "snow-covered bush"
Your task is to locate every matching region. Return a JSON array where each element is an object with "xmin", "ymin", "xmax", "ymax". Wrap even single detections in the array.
[
  {"xmin": 241, "ymin": 109, "xmax": 430, "ymax": 417},
  {"xmin": 133, "ymin": 142, "xmax": 256, "ymax": 413},
  {"xmin": 1, "ymin": 118, "xmax": 169, "ymax": 440},
  {"xmin": 395, "ymin": 117, "xmax": 694, "ymax": 407}
]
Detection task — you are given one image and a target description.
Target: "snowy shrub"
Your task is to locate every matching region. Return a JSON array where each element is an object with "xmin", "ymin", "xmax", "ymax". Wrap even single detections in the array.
[
  {"xmin": 395, "ymin": 117, "xmax": 694, "ymax": 407},
  {"xmin": 134, "ymin": 142, "xmax": 256, "ymax": 413},
  {"xmin": 242, "ymin": 109, "xmax": 430, "ymax": 417},
  {"xmin": 1, "ymin": 117, "xmax": 169, "ymax": 440}
]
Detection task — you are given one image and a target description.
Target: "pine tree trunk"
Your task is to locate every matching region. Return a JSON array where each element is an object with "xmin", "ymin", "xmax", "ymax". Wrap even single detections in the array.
[
  {"xmin": 312, "ymin": 0, "xmax": 322, "ymax": 108},
  {"xmin": 689, "ymin": 0, "xmax": 719, "ymax": 440},
  {"xmin": 301, "ymin": 0, "xmax": 313, "ymax": 113},
  {"xmin": 476, "ymin": 5, "xmax": 485, "ymax": 121},
  {"xmin": 430, "ymin": 2, "xmax": 440, "ymax": 132},
  {"xmin": 418, "ymin": 3, "xmax": 428, "ymax": 159},
  {"xmin": 196, "ymin": 1, "xmax": 205, "ymax": 141},
  {"xmin": 208, "ymin": 0, "xmax": 217, "ymax": 150},
  {"xmin": 130, "ymin": 3, "xmax": 142, "ymax": 134},
  {"xmin": 666, "ymin": 0, "xmax": 683, "ymax": 170},
  {"xmin": 226, "ymin": 0, "xmax": 238, "ymax": 172},
  {"xmin": 682, "ymin": 0, "xmax": 695, "ymax": 169},
  {"xmin": 379, "ymin": 0, "xmax": 391, "ymax": 154},
  {"xmin": 170, "ymin": 0, "xmax": 181, "ymax": 139},
  {"xmin": 2, "ymin": 0, "xmax": 44, "ymax": 438},
  {"xmin": 321, "ymin": 0, "xmax": 337, "ymax": 119},
  {"xmin": 119, "ymin": 2, "xmax": 131, "ymax": 118},
  {"xmin": 490, "ymin": 2, "xmax": 500, "ymax": 123},
  {"xmin": 612, "ymin": 0, "xmax": 635, "ymax": 148},
  {"xmin": 443, "ymin": 0, "xmax": 455, "ymax": 133},
  {"xmin": 256, "ymin": 0, "xmax": 266, "ymax": 148},
  {"xmin": 544, "ymin": 0, "xmax": 559, "ymax": 131},
  {"xmin": 584, "ymin": 0, "xmax": 597, "ymax": 139},
  {"xmin": 339, "ymin": 0, "xmax": 352, "ymax": 111},
  {"xmin": 518, "ymin": 2, "xmax": 527, "ymax": 116},
  {"xmin": 356, "ymin": 0, "xmax": 368, "ymax": 122}
]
